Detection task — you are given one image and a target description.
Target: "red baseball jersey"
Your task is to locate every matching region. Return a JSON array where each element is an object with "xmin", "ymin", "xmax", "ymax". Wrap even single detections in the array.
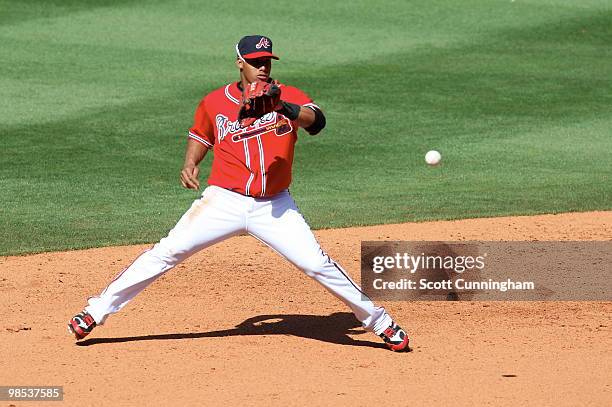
[{"xmin": 188, "ymin": 81, "xmax": 319, "ymax": 197}]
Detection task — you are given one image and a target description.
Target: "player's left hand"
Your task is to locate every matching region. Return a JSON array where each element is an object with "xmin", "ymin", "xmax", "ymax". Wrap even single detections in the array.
[
  {"xmin": 238, "ymin": 80, "xmax": 281, "ymax": 127},
  {"xmin": 180, "ymin": 165, "xmax": 200, "ymax": 190}
]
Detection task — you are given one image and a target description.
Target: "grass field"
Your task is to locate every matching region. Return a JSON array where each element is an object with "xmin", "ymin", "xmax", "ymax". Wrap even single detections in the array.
[{"xmin": 1, "ymin": 0, "xmax": 610, "ymax": 255}]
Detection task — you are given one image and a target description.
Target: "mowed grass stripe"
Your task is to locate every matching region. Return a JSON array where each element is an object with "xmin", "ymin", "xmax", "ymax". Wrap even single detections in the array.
[{"xmin": 1, "ymin": 1, "xmax": 610, "ymax": 254}]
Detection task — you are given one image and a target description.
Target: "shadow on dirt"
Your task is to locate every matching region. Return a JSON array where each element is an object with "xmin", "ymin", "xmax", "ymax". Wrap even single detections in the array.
[{"xmin": 76, "ymin": 312, "xmax": 387, "ymax": 350}]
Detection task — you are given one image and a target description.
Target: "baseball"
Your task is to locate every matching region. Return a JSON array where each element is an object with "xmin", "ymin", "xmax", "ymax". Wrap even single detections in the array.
[{"xmin": 425, "ymin": 150, "xmax": 442, "ymax": 166}]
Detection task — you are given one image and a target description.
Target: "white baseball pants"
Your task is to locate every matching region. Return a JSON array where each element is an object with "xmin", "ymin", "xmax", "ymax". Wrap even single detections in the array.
[{"xmin": 85, "ymin": 186, "xmax": 392, "ymax": 334}]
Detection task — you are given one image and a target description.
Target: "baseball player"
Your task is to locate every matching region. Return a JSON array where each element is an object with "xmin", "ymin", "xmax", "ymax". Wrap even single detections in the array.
[{"xmin": 68, "ymin": 35, "xmax": 410, "ymax": 352}]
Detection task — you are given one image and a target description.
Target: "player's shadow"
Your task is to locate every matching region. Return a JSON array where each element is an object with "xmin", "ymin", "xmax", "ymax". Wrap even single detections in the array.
[{"xmin": 76, "ymin": 312, "xmax": 386, "ymax": 349}]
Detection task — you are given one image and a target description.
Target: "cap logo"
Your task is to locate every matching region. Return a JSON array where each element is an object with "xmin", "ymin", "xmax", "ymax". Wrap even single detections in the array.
[{"xmin": 255, "ymin": 37, "xmax": 270, "ymax": 49}]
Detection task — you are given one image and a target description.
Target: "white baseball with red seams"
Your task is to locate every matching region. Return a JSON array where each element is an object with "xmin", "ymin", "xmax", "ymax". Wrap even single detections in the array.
[
  {"xmin": 84, "ymin": 81, "xmax": 395, "ymax": 337},
  {"xmin": 425, "ymin": 150, "xmax": 442, "ymax": 166}
]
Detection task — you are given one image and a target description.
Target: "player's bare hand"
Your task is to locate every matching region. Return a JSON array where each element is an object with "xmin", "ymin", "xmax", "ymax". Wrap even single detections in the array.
[{"xmin": 180, "ymin": 165, "xmax": 200, "ymax": 190}]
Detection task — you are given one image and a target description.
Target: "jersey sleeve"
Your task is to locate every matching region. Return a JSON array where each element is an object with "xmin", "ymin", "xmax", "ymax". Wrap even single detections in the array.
[
  {"xmin": 282, "ymin": 85, "xmax": 321, "ymax": 112},
  {"xmin": 188, "ymin": 98, "xmax": 215, "ymax": 149}
]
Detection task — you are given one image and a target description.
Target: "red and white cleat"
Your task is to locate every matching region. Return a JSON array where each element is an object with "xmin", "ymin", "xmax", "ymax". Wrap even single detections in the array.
[
  {"xmin": 68, "ymin": 310, "xmax": 97, "ymax": 340},
  {"xmin": 379, "ymin": 322, "xmax": 410, "ymax": 352}
]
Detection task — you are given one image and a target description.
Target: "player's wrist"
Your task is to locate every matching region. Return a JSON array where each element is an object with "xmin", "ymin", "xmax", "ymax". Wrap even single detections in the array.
[{"xmin": 275, "ymin": 101, "xmax": 301, "ymax": 121}]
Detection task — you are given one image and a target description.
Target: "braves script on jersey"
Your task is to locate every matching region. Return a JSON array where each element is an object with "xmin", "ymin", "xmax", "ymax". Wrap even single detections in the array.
[{"xmin": 188, "ymin": 82, "xmax": 319, "ymax": 197}]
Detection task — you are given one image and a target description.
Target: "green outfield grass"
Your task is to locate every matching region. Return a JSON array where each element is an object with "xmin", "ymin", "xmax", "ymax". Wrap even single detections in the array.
[{"xmin": 1, "ymin": 0, "xmax": 610, "ymax": 255}]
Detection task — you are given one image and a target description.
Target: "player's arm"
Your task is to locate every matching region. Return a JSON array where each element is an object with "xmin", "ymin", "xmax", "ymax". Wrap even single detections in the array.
[
  {"xmin": 294, "ymin": 106, "xmax": 315, "ymax": 128},
  {"xmin": 180, "ymin": 139, "xmax": 209, "ymax": 190},
  {"xmin": 184, "ymin": 97, "xmax": 215, "ymax": 190},
  {"xmin": 277, "ymin": 102, "xmax": 326, "ymax": 135}
]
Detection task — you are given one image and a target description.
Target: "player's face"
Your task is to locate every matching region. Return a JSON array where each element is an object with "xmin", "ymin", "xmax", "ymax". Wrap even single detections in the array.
[{"xmin": 237, "ymin": 57, "xmax": 272, "ymax": 83}]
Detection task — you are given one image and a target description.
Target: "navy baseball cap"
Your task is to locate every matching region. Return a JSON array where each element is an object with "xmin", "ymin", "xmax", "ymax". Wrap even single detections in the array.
[{"xmin": 236, "ymin": 35, "xmax": 279, "ymax": 60}]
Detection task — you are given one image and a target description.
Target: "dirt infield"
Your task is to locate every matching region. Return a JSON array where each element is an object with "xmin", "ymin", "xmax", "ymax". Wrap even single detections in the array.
[{"xmin": 1, "ymin": 211, "xmax": 611, "ymax": 406}]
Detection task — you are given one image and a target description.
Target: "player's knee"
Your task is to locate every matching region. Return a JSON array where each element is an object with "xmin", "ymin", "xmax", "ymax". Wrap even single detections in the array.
[
  {"xmin": 149, "ymin": 241, "xmax": 190, "ymax": 265},
  {"xmin": 295, "ymin": 255, "xmax": 329, "ymax": 276}
]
